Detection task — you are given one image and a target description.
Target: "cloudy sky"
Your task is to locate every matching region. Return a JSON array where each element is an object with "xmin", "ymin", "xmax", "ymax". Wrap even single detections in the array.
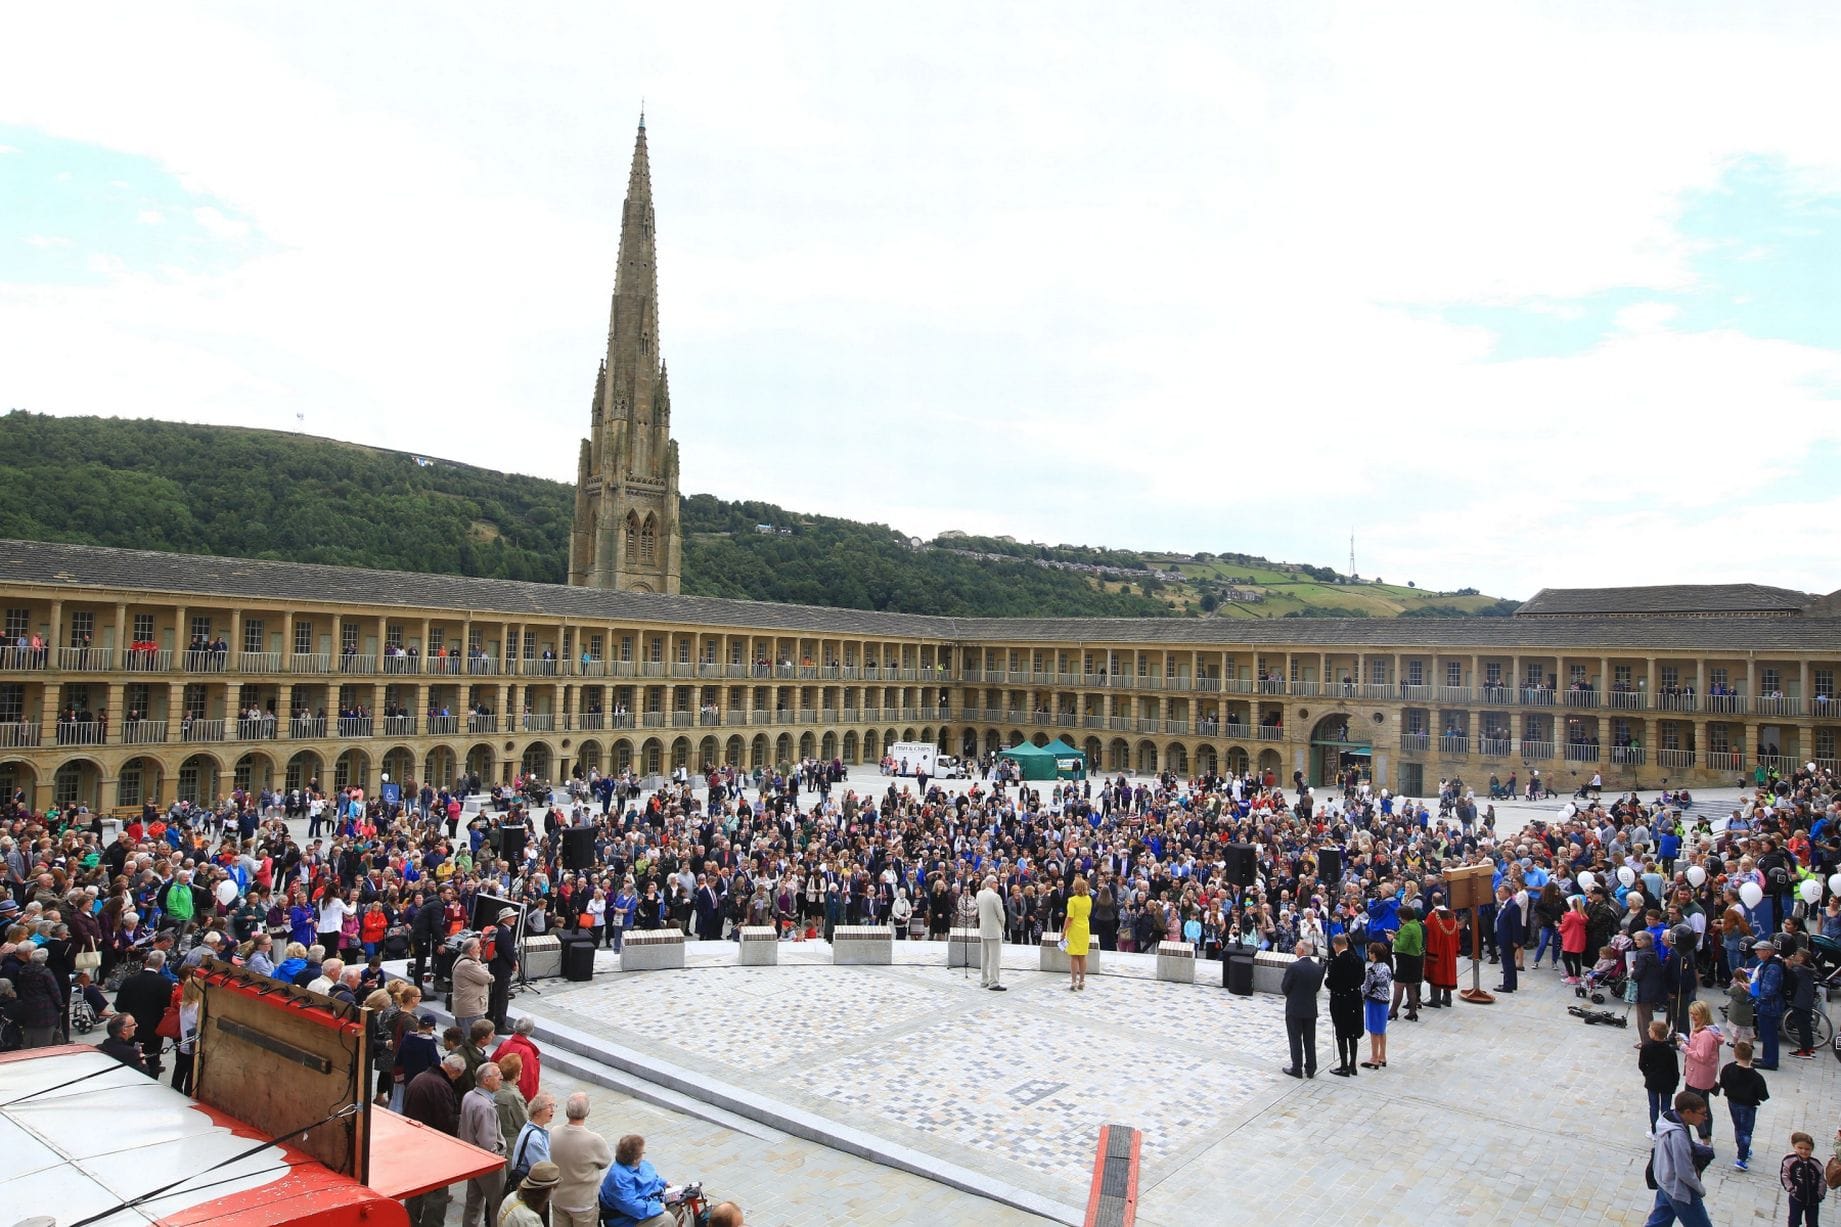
[{"xmin": 2, "ymin": 3, "xmax": 1838, "ymax": 599}]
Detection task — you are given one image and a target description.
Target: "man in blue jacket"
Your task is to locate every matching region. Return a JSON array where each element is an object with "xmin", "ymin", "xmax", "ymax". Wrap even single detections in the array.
[
  {"xmin": 1493, "ymin": 884, "xmax": 1524, "ymax": 992},
  {"xmin": 1751, "ymin": 940, "xmax": 1785, "ymax": 1070}
]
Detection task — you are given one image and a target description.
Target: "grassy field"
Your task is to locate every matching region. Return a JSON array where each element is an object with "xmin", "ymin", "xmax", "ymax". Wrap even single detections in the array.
[{"xmin": 1099, "ymin": 557, "xmax": 1513, "ymax": 618}]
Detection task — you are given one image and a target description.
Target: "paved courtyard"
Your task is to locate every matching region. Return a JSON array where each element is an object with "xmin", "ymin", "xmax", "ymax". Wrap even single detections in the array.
[{"xmin": 512, "ymin": 922, "xmax": 1838, "ymax": 1226}]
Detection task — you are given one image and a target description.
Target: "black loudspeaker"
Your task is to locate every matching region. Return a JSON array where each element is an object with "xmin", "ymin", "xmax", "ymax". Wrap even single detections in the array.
[
  {"xmin": 499, "ymin": 823, "xmax": 527, "ymax": 867},
  {"xmin": 562, "ymin": 935, "xmax": 596, "ymax": 981},
  {"xmin": 563, "ymin": 826, "xmax": 596, "ymax": 872},
  {"xmin": 1318, "ymin": 848, "xmax": 1343, "ymax": 885},
  {"xmin": 1224, "ymin": 843, "xmax": 1257, "ymax": 887}
]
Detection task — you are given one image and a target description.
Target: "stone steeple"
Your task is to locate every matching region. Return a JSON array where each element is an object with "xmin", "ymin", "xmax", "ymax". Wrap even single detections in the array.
[{"xmin": 570, "ymin": 115, "xmax": 682, "ymax": 593}]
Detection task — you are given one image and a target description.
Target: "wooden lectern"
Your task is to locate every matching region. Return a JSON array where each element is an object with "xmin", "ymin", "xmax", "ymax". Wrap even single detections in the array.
[{"xmin": 1443, "ymin": 864, "xmax": 1497, "ymax": 1005}]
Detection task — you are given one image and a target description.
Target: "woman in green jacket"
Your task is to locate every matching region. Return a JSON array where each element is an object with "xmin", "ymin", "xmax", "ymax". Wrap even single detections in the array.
[{"xmin": 1390, "ymin": 906, "xmax": 1425, "ymax": 1021}]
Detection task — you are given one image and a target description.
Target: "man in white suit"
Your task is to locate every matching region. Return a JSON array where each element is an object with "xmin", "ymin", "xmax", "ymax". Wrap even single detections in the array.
[{"xmin": 976, "ymin": 876, "xmax": 1007, "ymax": 992}]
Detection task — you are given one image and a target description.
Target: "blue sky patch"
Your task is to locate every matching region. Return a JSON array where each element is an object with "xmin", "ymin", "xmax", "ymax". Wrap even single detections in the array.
[
  {"xmin": 0, "ymin": 124, "xmax": 267, "ymax": 285},
  {"xmin": 1429, "ymin": 156, "xmax": 1839, "ymax": 361}
]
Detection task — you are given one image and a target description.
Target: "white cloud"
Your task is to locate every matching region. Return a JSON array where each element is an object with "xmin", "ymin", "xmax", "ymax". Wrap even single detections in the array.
[
  {"xmin": 25, "ymin": 234, "xmax": 70, "ymax": 248},
  {"xmin": 0, "ymin": 143, "xmax": 19, "ymax": 154},
  {"xmin": 0, "ymin": 3, "xmax": 1837, "ymax": 600},
  {"xmin": 136, "ymin": 208, "xmax": 164, "ymax": 225},
  {"xmin": 1614, "ymin": 302, "xmax": 1681, "ymax": 333}
]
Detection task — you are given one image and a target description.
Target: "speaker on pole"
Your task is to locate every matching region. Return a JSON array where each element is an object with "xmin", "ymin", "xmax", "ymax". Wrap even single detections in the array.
[
  {"xmin": 563, "ymin": 826, "xmax": 596, "ymax": 872},
  {"xmin": 499, "ymin": 823, "xmax": 527, "ymax": 868},
  {"xmin": 1223, "ymin": 843, "xmax": 1257, "ymax": 888},
  {"xmin": 1317, "ymin": 847, "xmax": 1343, "ymax": 886}
]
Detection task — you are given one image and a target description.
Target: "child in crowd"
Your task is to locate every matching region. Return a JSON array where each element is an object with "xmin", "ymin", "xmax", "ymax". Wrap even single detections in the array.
[
  {"xmin": 1717, "ymin": 1039, "xmax": 1770, "ymax": 1171},
  {"xmin": 1727, "ymin": 967, "xmax": 1756, "ymax": 1047},
  {"xmin": 1781, "ymin": 1131, "xmax": 1825, "ymax": 1226},
  {"xmin": 1639, "ymin": 1019, "xmax": 1680, "ymax": 1135}
]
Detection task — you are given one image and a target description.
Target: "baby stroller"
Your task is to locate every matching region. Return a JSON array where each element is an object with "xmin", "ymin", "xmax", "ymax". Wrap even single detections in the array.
[{"xmin": 1575, "ymin": 933, "xmax": 1633, "ymax": 1006}]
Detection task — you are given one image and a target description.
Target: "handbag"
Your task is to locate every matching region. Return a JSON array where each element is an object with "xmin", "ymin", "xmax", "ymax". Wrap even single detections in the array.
[
  {"xmin": 1622, "ymin": 979, "xmax": 1640, "ymax": 1005},
  {"xmin": 74, "ymin": 949, "xmax": 102, "ymax": 973},
  {"xmin": 1824, "ymin": 1156, "xmax": 1841, "ymax": 1190}
]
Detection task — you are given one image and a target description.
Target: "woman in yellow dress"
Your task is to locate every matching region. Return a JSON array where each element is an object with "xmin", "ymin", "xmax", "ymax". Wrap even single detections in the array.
[{"xmin": 1064, "ymin": 875, "xmax": 1093, "ymax": 992}]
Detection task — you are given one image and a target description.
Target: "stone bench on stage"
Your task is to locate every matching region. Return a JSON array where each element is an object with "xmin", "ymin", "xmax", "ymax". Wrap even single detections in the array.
[
  {"xmin": 1156, "ymin": 940, "xmax": 1196, "ymax": 983},
  {"xmin": 738, "ymin": 926, "xmax": 779, "ymax": 966},
  {"xmin": 1253, "ymin": 949, "xmax": 1297, "ymax": 995},
  {"xmin": 832, "ymin": 925, "xmax": 893, "ymax": 966},
  {"xmin": 1038, "ymin": 933, "xmax": 1102, "ymax": 974},
  {"xmin": 620, "ymin": 929, "xmax": 685, "ymax": 972}
]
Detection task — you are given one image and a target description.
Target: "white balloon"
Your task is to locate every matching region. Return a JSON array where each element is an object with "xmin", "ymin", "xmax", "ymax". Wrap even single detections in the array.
[
  {"xmin": 1617, "ymin": 866, "xmax": 1636, "ymax": 887},
  {"xmin": 1801, "ymin": 879, "xmax": 1823, "ymax": 904},
  {"xmin": 1739, "ymin": 881, "xmax": 1764, "ymax": 909},
  {"xmin": 1830, "ymin": 873, "xmax": 1841, "ymax": 897},
  {"xmin": 1686, "ymin": 865, "xmax": 1707, "ymax": 888},
  {"xmin": 215, "ymin": 879, "xmax": 238, "ymax": 906},
  {"xmin": 1577, "ymin": 871, "xmax": 1596, "ymax": 891}
]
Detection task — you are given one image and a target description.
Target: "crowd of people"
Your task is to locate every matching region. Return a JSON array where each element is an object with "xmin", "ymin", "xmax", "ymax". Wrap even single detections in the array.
[{"xmin": 7, "ymin": 750, "xmax": 1841, "ymax": 1222}]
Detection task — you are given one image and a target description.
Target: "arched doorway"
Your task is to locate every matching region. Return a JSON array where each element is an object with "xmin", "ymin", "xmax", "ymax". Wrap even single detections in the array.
[
  {"xmin": 424, "ymin": 745, "xmax": 457, "ymax": 791},
  {"xmin": 465, "ymin": 743, "xmax": 495, "ymax": 784},
  {"xmin": 520, "ymin": 741, "xmax": 552, "ymax": 781},
  {"xmin": 698, "ymin": 736, "xmax": 718, "ymax": 771},
  {"xmin": 611, "ymin": 739, "xmax": 634, "ymax": 773},
  {"xmin": 334, "ymin": 748, "xmax": 370, "ymax": 793},
  {"xmin": 669, "ymin": 737, "xmax": 690, "ymax": 772},
  {"xmin": 1108, "ymin": 739, "xmax": 1129, "ymax": 772},
  {"xmin": 575, "ymin": 740, "xmax": 603, "ymax": 778},
  {"xmin": 116, "ymin": 756, "xmax": 162, "ymax": 809},
  {"xmin": 1308, "ymin": 713, "xmax": 1370, "ymax": 787},
  {"xmin": 842, "ymin": 731, "xmax": 858, "ymax": 764},
  {"xmin": 381, "ymin": 746, "xmax": 416, "ymax": 792},
  {"xmin": 774, "ymin": 733, "xmax": 792, "ymax": 766},
  {"xmin": 287, "ymin": 750, "xmax": 323, "ymax": 793},
  {"xmin": 861, "ymin": 729, "xmax": 879, "ymax": 762},
  {"xmin": 640, "ymin": 738, "xmax": 664, "ymax": 775},
  {"xmin": 750, "ymin": 734, "xmax": 769, "ymax": 769},
  {"xmin": 177, "ymin": 753, "xmax": 221, "ymax": 806},
  {"xmin": 1166, "ymin": 742, "xmax": 1190, "ymax": 776},
  {"xmin": 1135, "ymin": 740, "xmax": 1158, "ymax": 775},
  {"xmin": 1226, "ymin": 745, "xmax": 1250, "ymax": 776},
  {"xmin": 1257, "ymin": 748, "xmax": 1283, "ymax": 782},
  {"xmin": 0, "ymin": 759, "xmax": 38, "ymax": 811},
  {"xmin": 724, "ymin": 735, "xmax": 744, "ymax": 767},
  {"xmin": 820, "ymin": 731, "xmax": 837, "ymax": 760},
  {"xmin": 1195, "ymin": 744, "xmax": 1218, "ymax": 776},
  {"xmin": 235, "ymin": 750, "xmax": 277, "ymax": 794},
  {"xmin": 54, "ymin": 757, "xmax": 103, "ymax": 811},
  {"xmin": 797, "ymin": 732, "xmax": 815, "ymax": 760}
]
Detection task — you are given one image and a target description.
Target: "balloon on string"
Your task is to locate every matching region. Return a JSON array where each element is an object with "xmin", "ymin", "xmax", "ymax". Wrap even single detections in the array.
[
  {"xmin": 1617, "ymin": 866, "xmax": 1636, "ymax": 887},
  {"xmin": 1801, "ymin": 879, "xmax": 1823, "ymax": 904},
  {"xmin": 1739, "ymin": 881, "xmax": 1764, "ymax": 909},
  {"xmin": 1577, "ymin": 871, "xmax": 1595, "ymax": 892},
  {"xmin": 215, "ymin": 879, "xmax": 238, "ymax": 907},
  {"xmin": 1685, "ymin": 865, "xmax": 1707, "ymax": 888},
  {"xmin": 1830, "ymin": 873, "xmax": 1841, "ymax": 898}
]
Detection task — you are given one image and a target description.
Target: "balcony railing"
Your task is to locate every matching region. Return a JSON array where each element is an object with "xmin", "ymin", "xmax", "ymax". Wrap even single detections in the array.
[
  {"xmin": 1477, "ymin": 737, "xmax": 1512, "ymax": 758},
  {"xmin": 382, "ymin": 654, "xmax": 420, "ymax": 675},
  {"xmin": 336, "ymin": 716, "xmax": 373, "ymax": 738},
  {"xmin": 1563, "ymin": 742, "xmax": 1600, "ymax": 763},
  {"xmin": 182, "ymin": 649, "xmax": 230, "ymax": 673},
  {"xmin": 290, "ymin": 717, "xmax": 328, "ymax": 739},
  {"xmin": 122, "ymin": 719, "xmax": 165, "ymax": 745},
  {"xmin": 381, "ymin": 715, "xmax": 418, "ymax": 736},
  {"xmin": 1521, "ymin": 687, "xmax": 1556, "ymax": 706},
  {"xmin": 578, "ymin": 712, "xmax": 606, "ymax": 731},
  {"xmin": 1400, "ymin": 732, "xmax": 1430, "ymax": 752},
  {"xmin": 1656, "ymin": 693, "xmax": 1699, "ymax": 712},
  {"xmin": 1253, "ymin": 725, "xmax": 1284, "ymax": 741},
  {"xmin": 522, "ymin": 713, "xmax": 557, "ymax": 731},
  {"xmin": 57, "ymin": 647, "xmax": 111, "ymax": 671},
  {"xmin": 1754, "ymin": 696, "xmax": 1801, "ymax": 718},
  {"xmin": 180, "ymin": 717, "xmax": 225, "ymax": 743},
  {"xmin": 1610, "ymin": 745, "xmax": 1646, "ymax": 765},
  {"xmin": 1657, "ymin": 748, "xmax": 1696, "ymax": 769},
  {"xmin": 239, "ymin": 651, "xmax": 283, "ymax": 673},
  {"xmin": 1606, "ymin": 691, "xmax": 1645, "ymax": 710},
  {"xmin": 1563, "ymin": 690, "xmax": 1599, "ymax": 708},
  {"xmin": 1706, "ymin": 750, "xmax": 1744, "ymax": 772},
  {"xmin": 1399, "ymin": 684, "xmax": 1434, "ymax": 704},
  {"xmin": 54, "ymin": 720, "xmax": 107, "ymax": 746},
  {"xmin": 292, "ymin": 652, "xmax": 332, "ymax": 673},
  {"xmin": 466, "ymin": 715, "xmax": 499, "ymax": 734},
  {"xmin": 234, "ymin": 716, "xmax": 278, "ymax": 741},
  {"xmin": 1439, "ymin": 735, "xmax": 1470, "ymax": 756},
  {"xmin": 1520, "ymin": 740, "xmax": 1554, "ymax": 761},
  {"xmin": 1757, "ymin": 754, "xmax": 1799, "ymax": 776},
  {"xmin": 122, "ymin": 647, "xmax": 172, "ymax": 672},
  {"xmin": 1705, "ymin": 694, "xmax": 1743, "ymax": 714},
  {"xmin": 336, "ymin": 652, "xmax": 376, "ymax": 675},
  {"xmin": 426, "ymin": 655, "xmax": 463, "ymax": 676},
  {"xmin": 0, "ymin": 646, "xmax": 49, "ymax": 670},
  {"xmin": 427, "ymin": 715, "xmax": 459, "ymax": 735},
  {"xmin": 0, "ymin": 721, "xmax": 40, "ymax": 748}
]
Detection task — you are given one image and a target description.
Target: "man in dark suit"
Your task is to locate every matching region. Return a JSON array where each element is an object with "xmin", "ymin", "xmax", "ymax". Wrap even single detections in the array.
[
  {"xmin": 1494, "ymin": 885, "xmax": 1524, "ymax": 993},
  {"xmin": 694, "ymin": 875, "xmax": 724, "ymax": 942},
  {"xmin": 114, "ymin": 947, "xmax": 174, "ymax": 1078},
  {"xmin": 1279, "ymin": 940, "xmax": 1326, "ymax": 1079},
  {"xmin": 488, "ymin": 907, "xmax": 519, "ymax": 1029}
]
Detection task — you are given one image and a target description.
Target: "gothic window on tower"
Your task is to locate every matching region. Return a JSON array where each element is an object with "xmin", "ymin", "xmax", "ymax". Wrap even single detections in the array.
[
  {"xmin": 640, "ymin": 516, "xmax": 657, "ymax": 564},
  {"xmin": 625, "ymin": 512, "xmax": 639, "ymax": 559}
]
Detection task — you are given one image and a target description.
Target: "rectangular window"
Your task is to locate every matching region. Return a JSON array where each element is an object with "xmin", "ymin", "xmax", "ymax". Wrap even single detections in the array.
[
  {"xmin": 1815, "ymin": 669, "xmax": 1834, "ymax": 697},
  {"xmin": 678, "ymin": 638, "xmax": 691, "ymax": 664},
  {"xmin": 1369, "ymin": 659, "xmax": 1387, "ymax": 684},
  {"xmin": 243, "ymin": 618, "xmax": 265, "ymax": 654},
  {"xmin": 340, "ymin": 623, "xmax": 359, "ymax": 652},
  {"xmin": 1485, "ymin": 663, "xmax": 1502, "ymax": 685},
  {"xmin": 621, "ymin": 635, "xmax": 634, "ymax": 662},
  {"xmin": 1569, "ymin": 664, "xmax": 1587, "ymax": 685},
  {"xmin": 428, "ymin": 628, "xmax": 446, "ymax": 651},
  {"xmin": 190, "ymin": 616, "xmax": 212, "ymax": 642},
  {"xmin": 182, "ymin": 684, "xmax": 206, "ymax": 718},
  {"xmin": 126, "ymin": 683, "xmax": 149, "ymax": 713},
  {"xmin": 1710, "ymin": 667, "xmax": 1728, "ymax": 689},
  {"xmin": 1407, "ymin": 660, "xmax": 1424, "ymax": 686},
  {"xmin": 1761, "ymin": 667, "xmax": 1781, "ymax": 692},
  {"xmin": 4, "ymin": 608, "xmax": 28, "ymax": 639},
  {"xmin": 0, "ymin": 684, "xmax": 22, "ymax": 721},
  {"xmin": 1817, "ymin": 729, "xmax": 1837, "ymax": 758},
  {"xmin": 1406, "ymin": 710, "xmax": 1426, "ymax": 734},
  {"xmin": 117, "ymin": 763, "xmax": 142, "ymax": 808},
  {"xmin": 1660, "ymin": 666, "xmax": 1680, "ymax": 688},
  {"xmin": 1289, "ymin": 658, "xmax": 1301, "ymax": 682},
  {"xmin": 1445, "ymin": 662, "xmax": 1462, "ymax": 687},
  {"xmin": 1709, "ymin": 725, "xmax": 1731, "ymax": 753},
  {"xmin": 386, "ymin": 624, "xmax": 404, "ymax": 648},
  {"xmin": 55, "ymin": 768, "xmax": 84, "ymax": 808},
  {"xmin": 69, "ymin": 611, "xmax": 94, "ymax": 645},
  {"xmin": 1613, "ymin": 665, "xmax": 1631, "ymax": 686},
  {"xmin": 468, "ymin": 628, "xmax": 483, "ymax": 654},
  {"xmin": 589, "ymin": 633, "xmax": 604, "ymax": 660},
  {"xmin": 63, "ymin": 684, "xmax": 91, "ymax": 709},
  {"xmin": 649, "ymin": 637, "xmax": 663, "ymax": 663},
  {"xmin": 522, "ymin": 630, "xmax": 537, "ymax": 659},
  {"xmin": 1661, "ymin": 725, "xmax": 1681, "ymax": 750},
  {"xmin": 295, "ymin": 621, "xmax": 314, "ymax": 655},
  {"xmin": 1525, "ymin": 664, "xmax": 1544, "ymax": 686},
  {"xmin": 133, "ymin": 613, "xmax": 154, "ymax": 641}
]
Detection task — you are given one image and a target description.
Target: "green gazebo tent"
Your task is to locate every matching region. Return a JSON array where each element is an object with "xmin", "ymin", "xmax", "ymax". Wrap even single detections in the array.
[
  {"xmin": 995, "ymin": 741, "xmax": 1059, "ymax": 781},
  {"xmin": 1042, "ymin": 738, "xmax": 1089, "ymax": 779}
]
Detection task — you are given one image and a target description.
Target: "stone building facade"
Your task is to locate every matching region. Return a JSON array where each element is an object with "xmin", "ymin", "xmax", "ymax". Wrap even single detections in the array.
[
  {"xmin": 568, "ymin": 116, "xmax": 682, "ymax": 595},
  {"xmin": 1, "ymin": 538, "xmax": 1837, "ymax": 813}
]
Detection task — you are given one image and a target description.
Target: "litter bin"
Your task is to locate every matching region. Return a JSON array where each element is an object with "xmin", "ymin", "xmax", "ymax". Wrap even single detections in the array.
[{"xmin": 1224, "ymin": 947, "xmax": 1255, "ymax": 996}]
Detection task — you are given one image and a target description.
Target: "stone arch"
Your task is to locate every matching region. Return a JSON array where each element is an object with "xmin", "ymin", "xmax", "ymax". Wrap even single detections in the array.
[
  {"xmin": 920, "ymin": 726, "xmax": 934, "ymax": 746},
  {"xmin": 884, "ymin": 729, "xmax": 898, "ymax": 756},
  {"xmin": 1007, "ymin": 729, "xmax": 1025, "ymax": 749},
  {"xmin": 520, "ymin": 740, "xmax": 553, "ymax": 780},
  {"xmin": 798, "ymin": 731, "xmax": 816, "ymax": 760},
  {"xmin": 1226, "ymin": 745, "xmax": 1251, "ymax": 776},
  {"xmin": 750, "ymin": 734, "xmax": 769, "ymax": 769},
  {"xmin": 820, "ymin": 731, "xmax": 838, "ymax": 760},
  {"xmin": 774, "ymin": 733, "xmax": 793, "ymax": 765},
  {"xmin": 861, "ymin": 729, "xmax": 879, "ymax": 761},
  {"xmin": 334, "ymin": 747, "xmax": 371, "ymax": 793},
  {"xmin": 574, "ymin": 739, "xmax": 603, "ymax": 778},
  {"xmin": 235, "ymin": 749, "xmax": 278, "ymax": 795},
  {"xmin": 1031, "ymin": 732, "xmax": 1049, "ymax": 747},
  {"xmin": 116, "ymin": 755, "xmax": 164, "ymax": 809},
  {"xmin": 639, "ymin": 514, "xmax": 658, "ymax": 564},
  {"xmin": 984, "ymin": 728, "xmax": 1001, "ymax": 756},
  {"xmin": 1135, "ymin": 740, "xmax": 1159, "ymax": 775},
  {"xmin": 1166, "ymin": 741, "xmax": 1190, "ymax": 776},
  {"xmin": 1107, "ymin": 738, "xmax": 1130, "ymax": 772},
  {"xmin": 611, "ymin": 738, "xmax": 634, "ymax": 773},
  {"xmin": 177, "ymin": 752, "xmax": 222, "ymax": 805},
  {"xmin": 669, "ymin": 736, "xmax": 691, "ymax": 771},
  {"xmin": 1257, "ymin": 748, "xmax": 1283, "ymax": 779},
  {"xmin": 1194, "ymin": 744, "xmax": 1219, "ymax": 776},
  {"xmin": 640, "ymin": 737, "xmax": 665, "ymax": 775},
  {"xmin": 624, "ymin": 511, "xmax": 639, "ymax": 560},
  {"xmin": 841, "ymin": 730, "xmax": 858, "ymax": 764},
  {"xmin": 379, "ymin": 745, "xmax": 415, "ymax": 790},
  {"xmin": 724, "ymin": 734, "xmax": 744, "ymax": 767},
  {"xmin": 52, "ymin": 755, "xmax": 104, "ymax": 811},
  {"xmin": 465, "ymin": 742, "xmax": 496, "ymax": 782},
  {"xmin": 902, "ymin": 727, "xmax": 917, "ymax": 743},
  {"xmin": 0, "ymin": 758, "xmax": 39, "ymax": 811},
  {"xmin": 1082, "ymin": 736, "xmax": 1102, "ymax": 767},
  {"xmin": 698, "ymin": 736, "xmax": 719, "ymax": 771},
  {"xmin": 424, "ymin": 744, "xmax": 458, "ymax": 790},
  {"xmin": 287, "ymin": 750, "xmax": 324, "ymax": 793}
]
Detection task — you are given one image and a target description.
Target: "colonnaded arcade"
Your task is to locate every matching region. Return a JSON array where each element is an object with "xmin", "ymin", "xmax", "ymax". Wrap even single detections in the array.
[{"xmin": 2, "ymin": 536, "xmax": 1840, "ymax": 814}]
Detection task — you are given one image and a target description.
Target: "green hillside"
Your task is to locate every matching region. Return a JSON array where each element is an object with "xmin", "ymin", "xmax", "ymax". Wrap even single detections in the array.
[{"xmin": 0, "ymin": 412, "xmax": 1511, "ymax": 618}]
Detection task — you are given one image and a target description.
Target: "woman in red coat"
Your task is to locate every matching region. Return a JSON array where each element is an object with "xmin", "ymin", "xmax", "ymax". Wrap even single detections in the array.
[
  {"xmin": 1424, "ymin": 902, "xmax": 1461, "ymax": 1008},
  {"xmin": 1557, "ymin": 895, "xmax": 1590, "ymax": 983}
]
